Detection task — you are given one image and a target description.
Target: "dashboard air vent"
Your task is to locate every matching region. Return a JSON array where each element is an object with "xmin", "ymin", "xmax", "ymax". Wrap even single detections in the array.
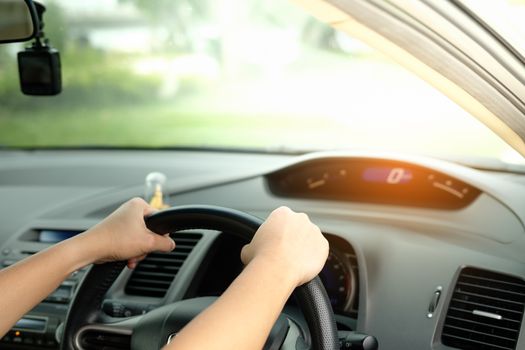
[
  {"xmin": 125, "ymin": 232, "xmax": 202, "ymax": 297},
  {"xmin": 79, "ymin": 329, "xmax": 130, "ymax": 350},
  {"xmin": 442, "ymin": 267, "xmax": 525, "ymax": 350}
]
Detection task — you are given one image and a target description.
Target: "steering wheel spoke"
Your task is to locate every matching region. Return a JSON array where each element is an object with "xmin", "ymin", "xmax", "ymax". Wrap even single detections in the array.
[{"xmin": 281, "ymin": 317, "xmax": 308, "ymax": 350}]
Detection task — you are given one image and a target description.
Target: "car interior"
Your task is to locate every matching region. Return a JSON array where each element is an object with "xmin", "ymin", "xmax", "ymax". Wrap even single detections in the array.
[{"xmin": 0, "ymin": 0, "xmax": 524, "ymax": 350}]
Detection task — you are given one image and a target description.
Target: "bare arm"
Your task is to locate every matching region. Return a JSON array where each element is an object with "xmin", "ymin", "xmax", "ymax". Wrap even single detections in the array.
[
  {"xmin": 0, "ymin": 198, "xmax": 175, "ymax": 337},
  {"xmin": 165, "ymin": 207, "xmax": 329, "ymax": 350},
  {"xmin": 0, "ymin": 202, "xmax": 328, "ymax": 350}
]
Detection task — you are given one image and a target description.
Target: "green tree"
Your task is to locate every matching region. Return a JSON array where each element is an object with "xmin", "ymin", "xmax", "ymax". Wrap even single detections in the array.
[
  {"xmin": 41, "ymin": 1, "xmax": 67, "ymax": 51},
  {"xmin": 120, "ymin": 0, "xmax": 210, "ymax": 51}
]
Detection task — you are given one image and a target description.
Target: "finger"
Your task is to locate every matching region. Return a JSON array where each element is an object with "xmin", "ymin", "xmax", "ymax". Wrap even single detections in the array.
[
  {"xmin": 127, "ymin": 197, "xmax": 158, "ymax": 217},
  {"xmin": 134, "ymin": 254, "xmax": 148, "ymax": 263},
  {"xmin": 151, "ymin": 234, "xmax": 176, "ymax": 253},
  {"xmin": 127, "ymin": 253, "xmax": 148, "ymax": 268},
  {"xmin": 141, "ymin": 207, "xmax": 169, "ymax": 236},
  {"xmin": 127, "ymin": 259, "xmax": 138, "ymax": 269},
  {"xmin": 240, "ymin": 244, "xmax": 252, "ymax": 265},
  {"xmin": 143, "ymin": 204, "xmax": 159, "ymax": 217},
  {"xmin": 125, "ymin": 197, "xmax": 149, "ymax": 213}
]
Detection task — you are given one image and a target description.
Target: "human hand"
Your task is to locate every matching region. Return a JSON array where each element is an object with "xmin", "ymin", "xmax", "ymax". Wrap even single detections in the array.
[
  {"xmin": 80, "ymin": 198, "xmax": 175, "ymax": 269},
  {"xmin": 240, "ymin": 206, "xmax": 329, "ymax": 287}
]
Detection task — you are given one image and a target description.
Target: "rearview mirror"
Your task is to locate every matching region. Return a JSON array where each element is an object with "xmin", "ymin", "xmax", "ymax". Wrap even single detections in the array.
[{"xmin": 0, "ymin": 0, "xmax": 39, "ymax": 43}]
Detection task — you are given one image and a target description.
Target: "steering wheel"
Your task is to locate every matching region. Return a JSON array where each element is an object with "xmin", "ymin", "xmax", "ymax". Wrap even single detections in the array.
[{"xmin": 60, "ymin": 205, "xmax": 339, "ymax": 350}]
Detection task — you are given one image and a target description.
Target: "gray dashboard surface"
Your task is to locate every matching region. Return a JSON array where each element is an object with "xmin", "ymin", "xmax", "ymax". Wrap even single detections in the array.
[
  {"xmin": 0, "ymin": 150, "xmax": 289, "ymax": 243},
  {"xmin": 1, "ymin": 149, "xmax": 525, "ymax": 350}
]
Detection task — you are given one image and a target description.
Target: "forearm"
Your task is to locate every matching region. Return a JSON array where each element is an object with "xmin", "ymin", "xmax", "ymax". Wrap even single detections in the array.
[
  {"xmin": 0, "ymin": 233, "xmax": 96, "ymax": 337},
  {"xmin": 166, "ymin": 257, "xmax": 296, "ymax": 350}
]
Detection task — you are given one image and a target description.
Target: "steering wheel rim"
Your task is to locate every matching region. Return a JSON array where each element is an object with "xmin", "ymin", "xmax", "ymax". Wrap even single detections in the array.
[{"xmin": 61, "ymin": 205, "xmax": 339, "ymax": 350}]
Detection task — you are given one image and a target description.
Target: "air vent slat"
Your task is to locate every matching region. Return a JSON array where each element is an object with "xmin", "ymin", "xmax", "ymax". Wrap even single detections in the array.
[
  {"xmin": 451, "ymin": 297, "xmax": 523, "ymax": 316},
  {"xmin": 130, "ymin": 271, "xmax": 178, "ymax": 279},
  {"xmin": 449, "ymin": 306, "xmax": 521, "ymax": 324},
  {"xmin": 126, "ymin": 278, "xmax": 172, "ymax": 287},
  {"xmin": 447, "ymin": 308, "xmax": 521, "ymax": 332},
  {"xmin": 442, "ymin": 267, "xmax": 525, "ymax": 350},
  {"xmin": 457, "ymin": 281, "xmax": 525, "ymax": 299},
  {"xmin": 452, "ymin": 290, "xmax": 525, "ymax": 307},
  {"xmin": 443, "ymin": 324, "xmax": 517, "ymax": 342},
  {"xmin": 446, "ymin": 315, "xmax": 519, "ymax": 334},
  {"xmin": 442, "ymin": 334, "xmax": 513, "ymax": 350},
  {"xmin": 170, "ymin": 244, "xmax": 196, "ymax": 251},
  {"xmin": 448, "ymin": 306, "xmax": 520, "ymax": 324},
  {"xmin": 461, "ymin": 274, "xmax": 525, "ymax": 290},
  {"xmin": 172, "ymin": 237, "xmax": 201, "ymax": 244},
  {"xmin": 126, "ymin": 286, "xmax": 170, "ymax": 295},
  {"xmin": 134, "ymin": 266, "xmax": 180, "ymax": 272},
  {"xmin": 137, "ymin": 257, "xmax": 186, "ymax": 264},
  {"xmin": 125, "ymin": 232, "xmax": 202, "ymax": 298},
  {"xmin": 136, "ymin": 264, "xmax": 182, "ymax": 271},
  {"xmin": 149, "ymin": 251, "xmax": 191, "ymax": 257}
]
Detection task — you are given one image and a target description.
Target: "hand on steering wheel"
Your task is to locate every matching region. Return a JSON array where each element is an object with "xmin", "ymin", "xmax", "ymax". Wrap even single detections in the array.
[{"xmin": 61, "ymin": 205, "xmax": 339, "ymax": 350}]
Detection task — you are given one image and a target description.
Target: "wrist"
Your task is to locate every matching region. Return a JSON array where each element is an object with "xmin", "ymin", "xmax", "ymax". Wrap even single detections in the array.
[
  {"xmin": 248, "ymin": 255, "xmax": 300, "ymax": 291},
  {"xmin": 44, "ymin": 237, "xmax": 93, "ymax": 278},
  {"xmin": 61, "ymin": 229, "xmax": 108, "ymax": 270}
]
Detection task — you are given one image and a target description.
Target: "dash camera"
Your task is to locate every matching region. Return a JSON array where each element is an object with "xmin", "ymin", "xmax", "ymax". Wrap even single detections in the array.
[{"xmin": 17, "ymin": 44, "xmax": 61, "ymax": 95}]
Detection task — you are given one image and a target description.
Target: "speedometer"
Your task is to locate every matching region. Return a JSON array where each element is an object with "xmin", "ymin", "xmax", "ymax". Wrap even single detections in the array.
[
  {"xmin": 319, "ymin": 249, "xmax": 355, "ymax": 313},
  {"xmin": 266, "ymin": 157, "xmax": 482, "ymax": 209}
]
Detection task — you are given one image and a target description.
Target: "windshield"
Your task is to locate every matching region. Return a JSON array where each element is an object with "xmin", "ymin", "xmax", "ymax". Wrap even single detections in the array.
[{"xmin": 0, "ymin": 0, "xmax": 523, "ymax": 166}]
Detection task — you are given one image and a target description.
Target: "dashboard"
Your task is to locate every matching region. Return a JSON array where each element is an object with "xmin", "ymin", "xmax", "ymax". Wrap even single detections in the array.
[
  {"xmin": 267, "ymin": 158, "xmax": 481, "ymax": 209},
  {"xmin": 0, "ymin": 149, "xmax": 524, "ymax": 350}
]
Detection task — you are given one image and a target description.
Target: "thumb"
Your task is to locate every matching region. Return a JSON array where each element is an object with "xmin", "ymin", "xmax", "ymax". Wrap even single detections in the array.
[{"xmin": 150, "ymin": 234, "xmax": 176, "ymax": 253}]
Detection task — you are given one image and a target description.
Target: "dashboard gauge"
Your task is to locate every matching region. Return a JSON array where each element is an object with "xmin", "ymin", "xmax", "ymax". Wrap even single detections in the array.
[
  {"xmin": 266, "ymin": 157, "xmax": 482, "ymax": 209},
  {"xmin": 319, "ymin": 249, "xmax": 355, "ymax": 313}
]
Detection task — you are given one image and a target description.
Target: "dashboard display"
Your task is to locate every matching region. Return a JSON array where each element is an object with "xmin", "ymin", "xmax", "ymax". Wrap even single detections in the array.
[
  {"xmin": 362, "ymin": 167, "xmax": 413, "ymax": 184},
  {"xmin": 266, "ymin": 158, "xmax": 481, "ymax": 209},
  {"xmin": 13, "ymin": 318, "xmax": 46, "ymax": 332},
  {"xmin": 39, "ymin": 230, "xmax": 81, "ymax": 243}
]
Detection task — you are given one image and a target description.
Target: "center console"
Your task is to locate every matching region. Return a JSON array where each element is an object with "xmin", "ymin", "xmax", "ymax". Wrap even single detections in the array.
[{"xmin": 0, "ymin": 229, "xmax": 87, "ymax": 349}]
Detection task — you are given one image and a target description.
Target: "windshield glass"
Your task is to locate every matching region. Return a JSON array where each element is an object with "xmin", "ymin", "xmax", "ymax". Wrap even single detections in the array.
[{"xmin": 0, "ymin": 0, "xmax": 523, "ymax": 165}]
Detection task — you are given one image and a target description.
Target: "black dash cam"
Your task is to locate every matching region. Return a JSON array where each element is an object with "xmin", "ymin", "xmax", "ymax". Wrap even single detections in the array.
[{"xmin": 17, "ymin": 45, "xmax": 61, "ymax": 95}]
